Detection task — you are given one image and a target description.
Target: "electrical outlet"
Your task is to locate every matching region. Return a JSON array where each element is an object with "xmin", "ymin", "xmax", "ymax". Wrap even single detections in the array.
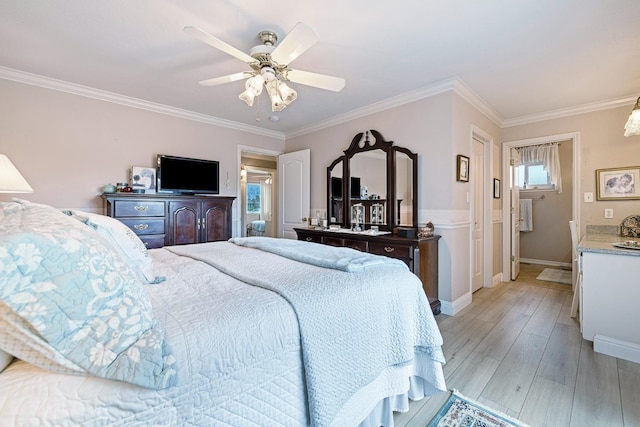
[
  {"xmin": 584, "ymin": 192, "xmax": 594, "ymax": 203},
  {"xmin": 605, "ymin": 208, "xmax": 613, "ymax": 219}
]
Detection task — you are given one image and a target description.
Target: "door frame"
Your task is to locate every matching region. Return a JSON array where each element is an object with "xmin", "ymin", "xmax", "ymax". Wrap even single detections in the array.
[
  {"xmin": 237, "ymin": 145, "xmax": 282, "ymax": 237},
  {"xmin": 501, "ymin": 132, "xmax": 581, "ymax": 281},
  {"xmin": 470, "ymin": 126, "xmax": 494, "ymax": 291}
]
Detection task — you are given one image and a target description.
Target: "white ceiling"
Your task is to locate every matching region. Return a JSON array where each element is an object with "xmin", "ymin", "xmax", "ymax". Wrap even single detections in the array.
[{"xmin": 2, "ymin": 1, "xmax": 640, "ymax": 137}]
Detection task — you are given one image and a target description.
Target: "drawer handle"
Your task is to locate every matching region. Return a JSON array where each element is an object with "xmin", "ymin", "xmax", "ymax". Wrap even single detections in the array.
[
  {"xmin": 305, "ymin": 237, "xmax": 313, "ymax": 242},
  {"xmin": 384, "ymin": 247, "xmax": 395, "ymax": 253},
  {"xmin": 133, "ymin": 223, "xmax": 149, "ymax": 231},
  {"xmin": 134, "ymin": 205, "xmax": 149, "ymax": 212}
]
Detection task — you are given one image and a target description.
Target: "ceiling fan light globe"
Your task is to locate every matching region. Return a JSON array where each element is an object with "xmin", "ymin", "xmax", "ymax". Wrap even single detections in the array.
[
  {"xmin": 239, "ymin": 90, "xmax": 255, "ymax": 107},
  {"xmin": 278, "ymin": 82, "xmax": 297, "ymax": 105},
  {"xmin": 245, "ymin": 75, "xmax": 265, "ymax": 96}
]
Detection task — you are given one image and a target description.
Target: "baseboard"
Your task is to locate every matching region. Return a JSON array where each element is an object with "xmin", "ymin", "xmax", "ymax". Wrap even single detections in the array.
[
  {"xmin": 520, "ymin": 258, "xmax": 572, "ymax": 269},
  {"xmin": 491, "ymin": 273, "xmax": 502, "ymax": 287},
  {"xmin": 593, "ymin": 334, "xmax": 640, "ymax": 364},
  {"xmin": 440, "ymin": 292, "xmax": 472, "ymax": 316}
]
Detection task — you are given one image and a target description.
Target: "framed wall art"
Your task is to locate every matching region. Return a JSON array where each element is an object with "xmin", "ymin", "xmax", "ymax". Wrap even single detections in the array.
[
  {"xmin": 493, "ymin": 178, "xmax": 501, "ymax": 199},
  {"xmin": 131, "ymin": 166, "xmax": 156, "ymax": 193},
  {"xmin": 595, "ymin": 166, "xmax": 640, "ymax": 200},
  {"xmin": 456, "ymin": 155, "xmax": 469, "ymax": 182}
]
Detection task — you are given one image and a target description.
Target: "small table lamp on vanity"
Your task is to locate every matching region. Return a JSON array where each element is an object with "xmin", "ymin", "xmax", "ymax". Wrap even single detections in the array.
[{"xmin": 0, "ymin": 154, "xmax": 34, "ymax": 194}]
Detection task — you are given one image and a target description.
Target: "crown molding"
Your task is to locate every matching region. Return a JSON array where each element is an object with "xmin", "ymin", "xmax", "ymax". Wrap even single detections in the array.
[
  {"xmin": 0, "ymin": 66, "xmax": 285, "ymax": 141},
  {"xmin": 287, "ymin": 77, "xmax": 504, "ymax": 139},
  {"xmin": 2, "ymin": 66, "xmax": 635, "ymax": 139},
  {"xmin": 503, "ymin": 96, "xmax": 637, "ymax": 128}
]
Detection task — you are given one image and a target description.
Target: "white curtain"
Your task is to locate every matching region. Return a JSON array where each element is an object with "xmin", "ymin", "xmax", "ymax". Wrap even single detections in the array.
[
  {"xmin": 517, "ymin": 143, "xmax": 562, "ymax": 193},
  {"xmin": 260, "ymin": 176, "xmax": 272, "ymax": 221}
]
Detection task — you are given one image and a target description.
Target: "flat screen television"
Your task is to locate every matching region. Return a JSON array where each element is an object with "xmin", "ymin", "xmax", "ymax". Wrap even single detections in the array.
[
  {"xmin": 350, "ymin": 177, "xmax": 361, "ymax": 198},
  {"xmin": 331, "ymin": 176, "xmax": 342, "ymax": 198},
  {"xmin": 156, "ymin": 154, "xmax": 220, "ymax": 195}
]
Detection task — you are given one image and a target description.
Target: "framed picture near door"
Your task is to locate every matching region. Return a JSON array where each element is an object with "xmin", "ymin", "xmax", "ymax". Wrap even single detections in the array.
[
  {"xmin": 595, "ymin": 166, "xmax": 640, "ymax": 200},
  {"xmin": 493, "ymin": 178, "xmax": 501, "ymax": 199},
  {"xmin": 456, "ymin": 155, "xmax": 469, "ymax": 182}
]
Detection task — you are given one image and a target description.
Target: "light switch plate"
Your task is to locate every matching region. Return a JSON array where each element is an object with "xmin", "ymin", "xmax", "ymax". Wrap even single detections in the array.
[
  {"xmin": 584, "ymin": 192, "xmax": 594, "ymax": 203},
  {"xmin": 605, "ymin": 208, "xmax": 613, "ymax": 219}
]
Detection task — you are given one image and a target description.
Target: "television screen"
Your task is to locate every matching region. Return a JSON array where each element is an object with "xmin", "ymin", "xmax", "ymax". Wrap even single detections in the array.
[
  {"xmin": 331, "ymin": 177, "xmax": 342, "ymax": 198},
  {"xmin": 350, "ymin": 177, "xmax": 361, "ymax": 198},
  {"xmin": 157, "ymin": 154, "xmax": 220, "ymax": 194}
]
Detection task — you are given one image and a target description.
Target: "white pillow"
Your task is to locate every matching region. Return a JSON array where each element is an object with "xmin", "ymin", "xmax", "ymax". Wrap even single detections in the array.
[{"xmin": 66, "ymin": 210, "xmax": 161, "ymax": 284}]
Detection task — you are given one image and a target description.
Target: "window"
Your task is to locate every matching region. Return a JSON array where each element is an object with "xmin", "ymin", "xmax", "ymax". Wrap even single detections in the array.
[
  {"xmin": 517, "ymin": 163, "xmax": 555, "ymax": 190},
  {"xmin": 246, "ymin": 182, "xmax": 261, "ymax": 213}
]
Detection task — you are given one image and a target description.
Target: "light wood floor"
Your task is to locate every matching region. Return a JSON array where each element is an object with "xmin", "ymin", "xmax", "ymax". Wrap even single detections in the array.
[{"xmin": 395, "ymin": 263, "xmax": 640, "ymax": 427}]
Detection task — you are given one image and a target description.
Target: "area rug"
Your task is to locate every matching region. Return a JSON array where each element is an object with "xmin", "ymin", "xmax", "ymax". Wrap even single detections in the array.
[
  {"xmin": 536, "ymin": 268, "xmax": 572, "ymax": 285},
  {"xmin": 427, "ymin": 390, "xmax": 529, "ymax": 427}
]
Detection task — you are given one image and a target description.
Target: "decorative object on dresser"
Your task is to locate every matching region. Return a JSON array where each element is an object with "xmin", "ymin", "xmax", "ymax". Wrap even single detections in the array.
[{"xmin": 102, "ymin": 193, "xmax": 234, "ymax": 248}]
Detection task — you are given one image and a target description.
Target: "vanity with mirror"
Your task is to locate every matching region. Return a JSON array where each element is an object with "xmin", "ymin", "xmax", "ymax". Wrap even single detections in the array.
[{"xmin": 295, "ymin": 130, "xmax": 440, "ymax": 314}]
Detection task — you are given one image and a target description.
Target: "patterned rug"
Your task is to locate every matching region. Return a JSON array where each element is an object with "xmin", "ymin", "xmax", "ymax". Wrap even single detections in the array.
[
  {"xmin": 427, "ymin": 390, "xmax": 530, "ymax": 427},
  {"xmin": 536, "ymin": 268, "xmax": 572, "ymax": 285}
]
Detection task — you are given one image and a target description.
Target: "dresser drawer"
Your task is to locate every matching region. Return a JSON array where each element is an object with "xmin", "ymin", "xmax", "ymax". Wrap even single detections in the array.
[
  {"xmin": 369, "ymin": 242, "xmax": 413, "ymax": 260},
  {"xmin": 114, "ymin": 201, "xmax": 165, "ymax": 217},
  {"xmin": 139, "ymin": 236, "xmax": 165, "ymax": 249},
  {"xmin": 322, "ymin": 236, "xmax": 344, "ymax": 247},
  {"xmin": 298, "ymin": 232, "xmax": 322, "ymax": 243},
  {"xmin": 120, "ymin": 218, "xmax": 165, "ymax": 235},
  {"xmin": 342, "ymin": 238, "xmax": 368, "ymax": 252}
]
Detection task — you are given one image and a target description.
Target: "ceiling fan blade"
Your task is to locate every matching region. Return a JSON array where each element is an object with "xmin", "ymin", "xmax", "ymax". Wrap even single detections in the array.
[
  {"xmin": 284, "ymin": 69, "xmax": 345, "ymax": 92},
  {"xmin": 271, "ymin": 22, "xmax": 319, "ymax": 66},
  {"xmin": 184, "ymin": 26, "xmax": 257, "ymax": 65},
  {"xmin": 199, "ymin": 72, "xmax": 252, "ymax": 87}
]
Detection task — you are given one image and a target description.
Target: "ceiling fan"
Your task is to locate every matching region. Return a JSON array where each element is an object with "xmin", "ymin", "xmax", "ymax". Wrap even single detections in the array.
[{"xmin": 184, "ymin": 23, "xmax": 345, "ymax": 112}]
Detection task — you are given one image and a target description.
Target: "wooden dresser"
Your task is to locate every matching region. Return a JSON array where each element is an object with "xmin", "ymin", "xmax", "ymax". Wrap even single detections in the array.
[
  {"xmin": 294, "ymin": 228, "xmax": 440, "ymax": 314},
  {"xmin": 102, "ymin": 193, "xmax": 235, "ymax": 248}
]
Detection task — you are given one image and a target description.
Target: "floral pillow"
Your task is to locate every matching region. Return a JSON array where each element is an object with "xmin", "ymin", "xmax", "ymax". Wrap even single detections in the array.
[
  {"xmin": 0, "ymin": 201, "xmax": 176, "ymax": 389},
  {"xmin": 63, "ymin": 210, "xmax": 163, "ymax": 284}
]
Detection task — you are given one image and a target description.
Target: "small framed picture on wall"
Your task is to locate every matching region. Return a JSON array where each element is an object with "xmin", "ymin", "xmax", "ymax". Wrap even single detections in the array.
[
  {"xmin": 493, "ymin": 178, "xmax": 501, "ymax": 199},
  {"xmin": 456, "ymin": 155, "xmax": 469, "ymax": 182},
  {"xmin": 595, "ymin": 166, "xmax": 640, "ymax": 200}
]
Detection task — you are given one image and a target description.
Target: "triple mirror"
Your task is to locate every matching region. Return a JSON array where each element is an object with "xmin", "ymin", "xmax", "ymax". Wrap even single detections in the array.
[{"xmin": 327, "ymin": 130, "xmax": 418, "ymax": 230}]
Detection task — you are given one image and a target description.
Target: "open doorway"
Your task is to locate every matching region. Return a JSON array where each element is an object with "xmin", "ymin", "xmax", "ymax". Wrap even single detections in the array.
[
  {"xmin": 501, "ymin": 132, "xmax": 581, "ymax": 281},
  {"xmin": 239, "ymin": 148, "xmax": 279, "ymax": 238}
]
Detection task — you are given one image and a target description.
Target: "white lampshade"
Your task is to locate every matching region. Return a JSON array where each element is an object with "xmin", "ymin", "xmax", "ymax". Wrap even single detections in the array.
[{"xmin": 0, "ymin": 154, "xmax": 33, "ymax": 193}]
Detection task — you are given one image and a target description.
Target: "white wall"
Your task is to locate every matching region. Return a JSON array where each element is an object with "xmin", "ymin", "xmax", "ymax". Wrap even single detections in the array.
[{"xmin": 0, "ymin": 80, "xmax": 285, "ymax": 226}]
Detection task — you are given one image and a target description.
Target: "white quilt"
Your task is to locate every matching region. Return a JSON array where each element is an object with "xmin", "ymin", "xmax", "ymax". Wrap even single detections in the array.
[{"xmin": 0, "ymin": 242, "xmax": 446, "ymax": 426}]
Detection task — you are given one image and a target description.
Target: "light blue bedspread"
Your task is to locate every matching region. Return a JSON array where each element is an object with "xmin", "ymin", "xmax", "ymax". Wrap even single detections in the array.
[{"xmin": 167, "ymin": 240, "xmax": 444, "ymax": 426}]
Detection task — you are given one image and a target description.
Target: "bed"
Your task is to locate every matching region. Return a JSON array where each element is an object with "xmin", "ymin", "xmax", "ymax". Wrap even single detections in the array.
[{"xmin": 0, "ymin": 199, "xmax": 446, "ymax": 426}]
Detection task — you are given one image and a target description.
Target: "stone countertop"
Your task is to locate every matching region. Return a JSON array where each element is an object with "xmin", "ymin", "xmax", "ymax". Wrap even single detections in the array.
[{"xmin": 578, "ymin": 231, "xmax": 640, "ymax": 257}]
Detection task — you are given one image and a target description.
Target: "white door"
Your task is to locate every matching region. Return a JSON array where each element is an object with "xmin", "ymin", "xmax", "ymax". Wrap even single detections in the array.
[
  {"xmin": 510, "ymin": 149, "xmax": 521, "ymax": 280},
  {"xmin": 278, "ymin": 149, "xmax": 310, "ymax": 239},
  {"xmin": 472, "ymin": 138, "xmax": 485, "ymax": 292}
]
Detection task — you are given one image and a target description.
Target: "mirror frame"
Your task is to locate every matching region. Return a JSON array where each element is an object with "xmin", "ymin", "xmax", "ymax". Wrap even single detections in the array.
[{"xmin": 327, "ymin": 129, "xmax": 418, "ymax": 230}]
